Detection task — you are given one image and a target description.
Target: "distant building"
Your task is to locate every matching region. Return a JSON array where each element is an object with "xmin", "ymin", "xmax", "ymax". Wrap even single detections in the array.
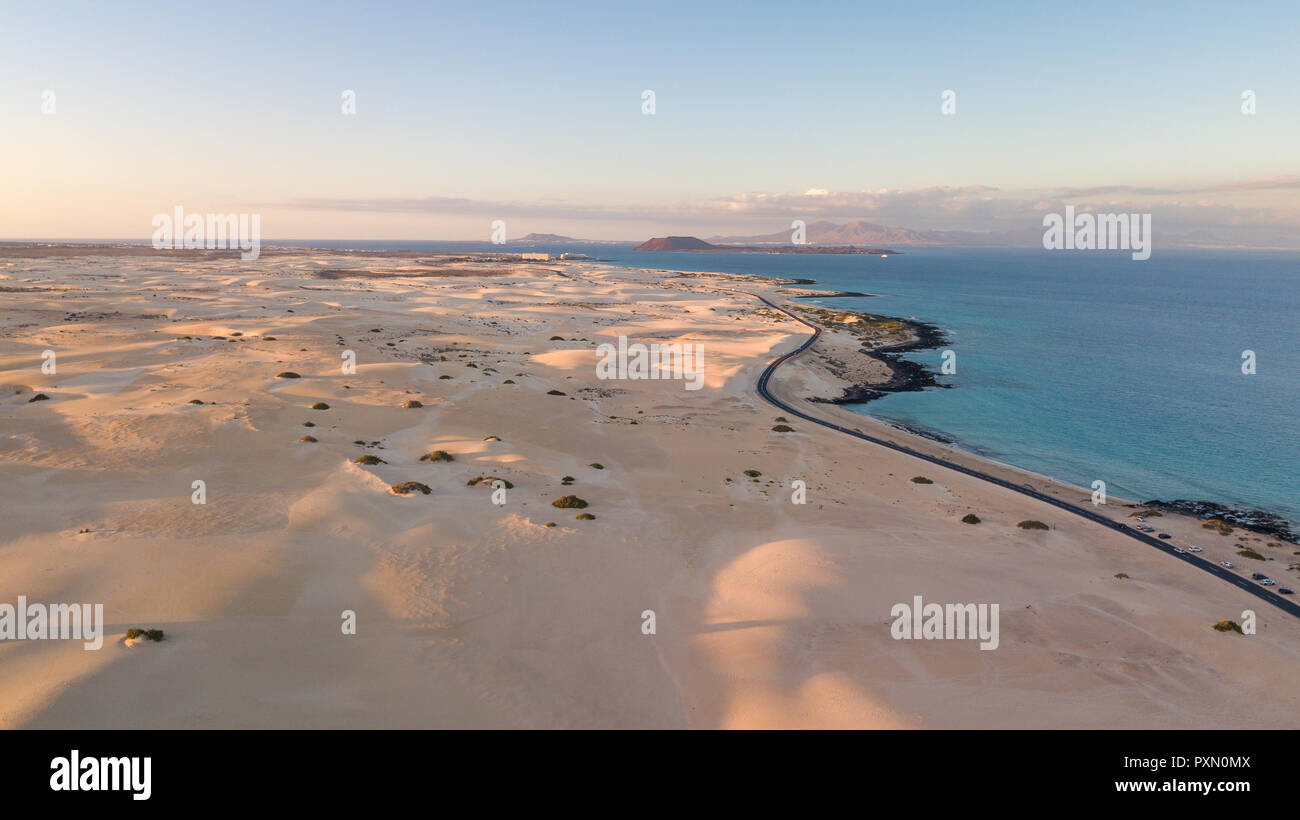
[{"xmin": 521, "ymin": 252, "xmax": 550, "ymax": 261}]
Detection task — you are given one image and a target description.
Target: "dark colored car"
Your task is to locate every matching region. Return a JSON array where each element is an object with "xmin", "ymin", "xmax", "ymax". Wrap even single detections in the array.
[
  {"xmin": 1278, "ymin": 588, "xmax": 1293, "ymax": 595},
  {"xmin": 1157, "ymin": 533, "xmax": 1172, "ymax": 539}
]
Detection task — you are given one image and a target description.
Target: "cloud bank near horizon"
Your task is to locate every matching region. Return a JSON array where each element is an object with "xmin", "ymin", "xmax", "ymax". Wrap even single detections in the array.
[{"xmin": 276, "ymin": 177, "xmax": 1300, "ymax": 247}]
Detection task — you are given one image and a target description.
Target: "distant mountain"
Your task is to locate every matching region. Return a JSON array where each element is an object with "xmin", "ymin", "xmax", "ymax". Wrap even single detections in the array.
[
  {"xmin": 634, "ymin": 236, "xmax": 895, "ymax": 255},
  {"xmin": 515, "ymin": 233, "xmax": 576, "ymax": 242},
  {"xmin": 635, "ymin": 236, "xmax": 718, "ymax": 251},
  {"xmin": 708, "ymin": 219, "xmax": 1021, "ymax": 247}
]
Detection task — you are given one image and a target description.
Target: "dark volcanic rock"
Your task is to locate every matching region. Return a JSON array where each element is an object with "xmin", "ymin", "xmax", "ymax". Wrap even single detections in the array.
[{"xmin": 1142, "ymin": 499, "xmax": 1298, "ymax": 544}]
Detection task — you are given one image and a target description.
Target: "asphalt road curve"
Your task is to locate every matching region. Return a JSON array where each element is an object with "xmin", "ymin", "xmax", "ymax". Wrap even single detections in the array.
[{"xmin": 743, "ymin": 290, "xmax": 1300, "ymax": 620}]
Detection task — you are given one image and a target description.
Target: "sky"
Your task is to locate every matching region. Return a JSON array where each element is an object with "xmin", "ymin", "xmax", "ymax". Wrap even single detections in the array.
[{"xmin": 1, "ymin": 0, "xmax": 1297, "ymax": 244}]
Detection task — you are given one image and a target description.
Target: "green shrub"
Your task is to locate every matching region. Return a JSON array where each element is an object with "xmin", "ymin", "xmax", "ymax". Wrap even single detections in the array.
[
  {"xmin": 771, "ymin": 424, "xmax": 794, "ymax": 432},
  {"xmin": 420, "ymin": 450, "xmax": 454, "ymax": 462},
  {"xmin": 467, "ymin": 476, "xmax": 513, "ymax": 488},
  {"xmin": 552, "ymin": 495, "xmax": 589, "ymax": 509},
  {"xmin": 390, "ymin": 481, "xmax": 432, "ymax": 496},
  {"xmin": 354, "ymin": 454, "xmax": 387, "ymax": 465},
  {"xmin": 484, "ymin": 435, "xmax": 501, "ymax": 442},
  {"xmin": 300, "ymin": 435, "xmax": 318, "ymax": 443},
  {"xmin": 589, "ymin": 463, "xmax": 604, "ymax": 470},
  {"xmin": 743, "ymin": 469, "xmax": 761, "ymax": 478},
  {"xmin": 311, "ymin": 402, "xmax": 330, "ymax": 410},
  {"xmin": 961, "ymin": 513, "xmax": 980, "ymax": 524},
  {"xmin": 576, "ymin": 513, "xmax": 596, "ymax": 520},
  {"xmin": 547, "ymin": 389, "xmax": 566, "ymax": 396},
  {"xmin": 1213, "ymin": 620, "xmax": 1243, "ymax": 634},
  {"xmin": 401, "ymin": 399, "xmax": 423, "ymax": 408},
  {"xmin": 1202, "ymin": 518, "xmax": 1233, "ymax": 535},
  {"xmin": 187, "ymin": 399, "xmax": 204, "ymax": 405},
  {"xmin": 1114, "ymin": 572, "xmax": 1129, "ymax": 579},
  {"xmin": 910, "ymin": 476, "xmax": 933, "ymax": 484},
  {"xmin": 276, "ymin": 371, "xmax": 301, "ymax": 379},
  {"xmin": 1237, "ymin": 549, "xmax": 1265, "ymax": 560},
  {"xmin": 1017, "ymin": 520, "xmax": 1050, "ymax": 530}
]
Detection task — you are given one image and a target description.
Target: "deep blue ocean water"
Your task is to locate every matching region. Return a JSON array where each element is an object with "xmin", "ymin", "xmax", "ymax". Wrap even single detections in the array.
[{"xmin": 272, "ymin": 240, "xmax": 1300, "ymax": 522}]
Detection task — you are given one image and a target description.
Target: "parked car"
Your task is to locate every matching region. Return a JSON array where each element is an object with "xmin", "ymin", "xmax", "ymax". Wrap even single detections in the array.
[
  {"xmin": 1261, "ymin": 578, "xmax": 1276, "ymax": 586},
  {"xmin": 1157, "ymin": 533, "xmax": 1172, "ymax": 539},
  {"xmin": 1278, "ymin": 588, "xmax": 1294, "ymax": 595},
  {"xmin": 1252, "ymin": 573, "xmax": 1267, "ymax": 580},
  {"xmin": 1220, "ymin": 561, "xmax": 1234, "ymax": 568},
  {"xmin": 1188, "ymin": 545, "xmax": 1204, "ymax": 553}
]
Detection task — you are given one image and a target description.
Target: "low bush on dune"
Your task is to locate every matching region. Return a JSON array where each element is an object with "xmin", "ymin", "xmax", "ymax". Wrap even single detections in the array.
[
  {"xmin": 547, "ymin": 390, "xmax": 566, "ymax": 396},
  {"xmin": 1128, "ymin": 509, "xmax": 1162, "ymax": 517},
  {"xmin": 300, "ymin": 435, "xmax": 318, "ymax": 443},
  {"xmin": 354, "ymin": 455, "xmax": 387, "ymax": 465},
  {"xmin": 390, "ymin": 481, "xmax": 432, "ymax": 496},
  {"xmin": 276, "ymin": 371, "xmax": 301, "ymax": 379},
  {"xmin": 503, "ymin": 379, "xmax": 515, "ymax": 384},
  {"xmin": 468, "ymin": 476, "xmax": 513, "ymax": 488},
  {"xmin": 1237, "ymin": 549, "xmax": 1265, "ymax": 561},
  {"xmin": 743, "ymin": 469, "xmax": 761, "ymax": 478},
  {"xmin": 1017, "ymin": 520, "xmax": 1049, "ymax": 530},
  {"xmin": 311, "ymin": 402, "xmax": 330, "ymax": 410},
  {"xmin": 484, "ymin": 435, "xmax": 501, "ymax": 442},
  {"xmin": 420, "ymin": 450, "xmax": 454, "ymax": 462},
  {"xmin": 544, "ymin": 522, "xmax": 557, "ymax": 528},
  {"xmin": 550, "ymin": 336, "xmax": 565, "ymax": 341},
  {"xmin": 910, "ymin": 476, "xmax": 933, "ymax": 484},
  {"xmin": 303, "ymin": 421, "xmax": 315, "ymax": 427},
  {"xmin": 589, "ymin": 463, "xmax": 604, "ymax": 470},
  {"xmin": 552, "ymin": 495, "xmax": 588, "ymax": 509},
  {"xmin": 1114, "ymin": 572, "xmax": 1129, "ymax": 579},
  {"xmin": 961, "ymin": 513, "xmax": 981, "ymax": 524},
  {"xmin": 1213, "ymin": 620, "xmax": 1243, "ymax": 634},
  {"xmin": 439, "ymin": 375, "xmax": 452, "ymax": 379},
  {"xmin": 771, "ymin": 424, "xmax": 794, "ymax": 433},
  {"xmin": 125, "ymin": 628, "xmax": 165, "ymax": 642},
  {"xmin": 575, "ymin": 513, "xmax": 596, "ymax": 520},
  {"xmin": 187, "ymin": 399, "xmax": 204, "ymax": 405},
  {"xmin": 1202, "ymin": 518, "xmax": 1233, "ymax": 535},
  {"xmin": 401, "ymin": 399, "xmax": 423, "ymax": 408}
]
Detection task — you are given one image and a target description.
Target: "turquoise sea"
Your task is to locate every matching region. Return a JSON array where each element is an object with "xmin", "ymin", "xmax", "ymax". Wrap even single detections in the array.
[{"xmin": 276, "ymin": 240, "xmax": 1300, "ymax": 524}]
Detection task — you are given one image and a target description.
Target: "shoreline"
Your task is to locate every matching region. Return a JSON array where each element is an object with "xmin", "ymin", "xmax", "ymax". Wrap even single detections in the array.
[{"xmin": 721, "ymin": 269, "xmax": 1300, "ymax": 547}]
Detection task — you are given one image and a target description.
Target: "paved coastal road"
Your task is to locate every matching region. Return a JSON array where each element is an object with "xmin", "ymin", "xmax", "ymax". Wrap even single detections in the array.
[{"xmin": 744, "ymin": 290, "xmax": 1300, "ymax": 620}]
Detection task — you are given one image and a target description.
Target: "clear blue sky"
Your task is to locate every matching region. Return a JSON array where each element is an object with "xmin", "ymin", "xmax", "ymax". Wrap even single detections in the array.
[{"xmin": 2, "ymin": 0, "xmax": 1296, "ymax": 240}]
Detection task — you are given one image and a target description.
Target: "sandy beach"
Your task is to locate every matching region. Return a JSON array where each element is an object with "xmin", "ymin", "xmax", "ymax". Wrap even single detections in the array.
[{"xmin": 1, "ymin": 245, "xmax": 1297, "ymax": 729}]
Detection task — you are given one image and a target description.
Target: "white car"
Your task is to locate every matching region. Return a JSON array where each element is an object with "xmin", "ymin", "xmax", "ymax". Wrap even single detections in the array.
[
  {"xmin": 1174, "ymin": 547, "xmax": 1187, "ymax": 554},
  {"xmin": 1188, "ymin": 545, "xmax": 1204, "ymax": 553},
  {"xmin": 1261, "ymin": 578, "xmax": 1276, "ymax": 586},
  {"xmin": 1220, "ymin": 561, "xmax": 1234, "ymax": 568}
]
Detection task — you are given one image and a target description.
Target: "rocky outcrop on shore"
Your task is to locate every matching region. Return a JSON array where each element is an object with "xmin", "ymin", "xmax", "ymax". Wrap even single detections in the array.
[{"xmin": 1143, "ymin": 499, "xmax": 1299, "ymax": 544}]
